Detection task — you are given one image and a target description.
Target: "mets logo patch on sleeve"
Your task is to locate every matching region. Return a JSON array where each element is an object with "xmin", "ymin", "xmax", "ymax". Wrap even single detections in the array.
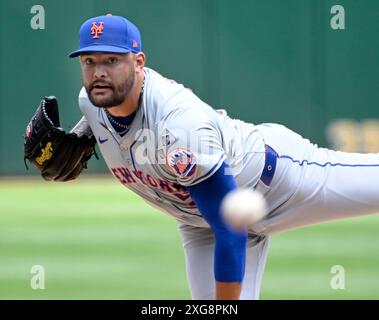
[{"xmin": 167, "ymin": 148, "xmax": 198, "ymax": 179}]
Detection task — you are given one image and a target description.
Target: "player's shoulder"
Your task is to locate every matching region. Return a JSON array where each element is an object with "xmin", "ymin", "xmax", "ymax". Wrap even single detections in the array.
[
  {"xmin": 143, "ymin": 67, "xmax": 186, "ymax": 108},
  {"xmin": 78, "ymin": 86, "xmax": 87, "ymax": 99},
  {"xmin": 78, "ymin": 87, "xmax": 95, "ymax": 114},
  {"xmin": 78, "ymin": 86, "xmax": 89, "ymax": 104},
  {"xmin": 144, "ymin": 68, "xmax": 220, "ymax": 127}
]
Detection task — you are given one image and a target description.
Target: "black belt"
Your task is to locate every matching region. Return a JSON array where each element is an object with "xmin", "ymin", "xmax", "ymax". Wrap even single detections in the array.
[{"xmin": 259, "ymin": 145, "xmax": 278, "ymax": 186}]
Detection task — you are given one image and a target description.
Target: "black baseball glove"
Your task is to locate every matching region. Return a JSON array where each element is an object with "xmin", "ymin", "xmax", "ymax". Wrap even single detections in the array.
[{"xmin": 24, "ymin": 96, "xmax": 97, "ymax": 182}]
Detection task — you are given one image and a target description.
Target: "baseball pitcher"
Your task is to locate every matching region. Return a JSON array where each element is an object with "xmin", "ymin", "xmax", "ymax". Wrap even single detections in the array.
[{"xmin": 24, "ymin": 14, "xmax": 379, "ymax": 300}]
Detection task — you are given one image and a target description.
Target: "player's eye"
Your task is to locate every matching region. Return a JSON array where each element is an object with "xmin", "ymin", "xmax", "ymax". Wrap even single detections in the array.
[
  {"xmin": 84, "ymin": 58, "xmax": 94, "ymax": 65},
  {"xmin": 107, "ymin": 57, "xmax": 118, "ymax": 64}
]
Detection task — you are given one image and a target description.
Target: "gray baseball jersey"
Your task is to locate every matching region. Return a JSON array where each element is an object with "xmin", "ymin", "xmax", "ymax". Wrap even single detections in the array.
[{"xmin": 78, "ymin": 67, "xmax": 266, "ymax": 228}]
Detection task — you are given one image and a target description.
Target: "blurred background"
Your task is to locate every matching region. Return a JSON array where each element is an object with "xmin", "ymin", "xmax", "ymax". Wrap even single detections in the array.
[{"xmin": 1, "ymin": 0, "xmax": 379, "ymax": 299}]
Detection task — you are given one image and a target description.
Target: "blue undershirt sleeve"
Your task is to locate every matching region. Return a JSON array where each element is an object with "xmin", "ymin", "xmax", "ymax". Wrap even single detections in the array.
[{"xmin": 187, "ymin": 161, "xmax": 248, "ymax": 283}]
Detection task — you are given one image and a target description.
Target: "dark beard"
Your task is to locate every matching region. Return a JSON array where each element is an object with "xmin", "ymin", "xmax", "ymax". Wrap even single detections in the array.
[{"xmin": 86, "ymin": 73, "xmax": 135, "ymax": 108}]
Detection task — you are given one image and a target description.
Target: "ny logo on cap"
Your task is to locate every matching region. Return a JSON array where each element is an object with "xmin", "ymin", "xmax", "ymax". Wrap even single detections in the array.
[{"xmin": 91, "ymin": 21, "xmax": 104, "ymax": 39}]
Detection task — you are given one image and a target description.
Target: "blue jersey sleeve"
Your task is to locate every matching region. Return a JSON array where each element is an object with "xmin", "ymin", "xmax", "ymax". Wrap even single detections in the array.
[{"xmin": 187, "ymin": 161, "xmax": 247, "ymax": 283}]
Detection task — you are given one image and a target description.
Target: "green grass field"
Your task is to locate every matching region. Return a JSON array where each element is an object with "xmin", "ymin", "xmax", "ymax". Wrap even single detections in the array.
[{"xmin": 1, "ymin": 176, "xmax": 379, "ymax": 299}]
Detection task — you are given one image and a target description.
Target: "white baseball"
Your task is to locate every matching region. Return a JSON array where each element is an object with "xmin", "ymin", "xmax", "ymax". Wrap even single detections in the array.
[{"xmin": 221, "ymin": 189, "xmax": 267, "ymax": 230}]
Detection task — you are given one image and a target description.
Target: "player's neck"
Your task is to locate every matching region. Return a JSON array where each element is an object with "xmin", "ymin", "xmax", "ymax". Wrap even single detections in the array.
[{"xmin": 106, "ymin": 74, "xmax": 144, "ymax": 117}]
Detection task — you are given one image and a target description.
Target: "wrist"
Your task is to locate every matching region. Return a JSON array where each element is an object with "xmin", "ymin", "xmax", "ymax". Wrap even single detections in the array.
[{"xmin": 215, "ymin": 281, "xmax": 242, "ymax": 300}]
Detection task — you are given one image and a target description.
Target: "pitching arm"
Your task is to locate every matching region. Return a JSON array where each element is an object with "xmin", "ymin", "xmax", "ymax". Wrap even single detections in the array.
[{"xmin": 187, "ymin": 161, "xmax": 247, "ymax": 300}]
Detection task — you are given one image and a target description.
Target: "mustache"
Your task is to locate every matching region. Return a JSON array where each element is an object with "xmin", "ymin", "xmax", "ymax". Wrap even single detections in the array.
[{"xmin": 90, "ymin": 80, "xmax": 114, "ymax": 90}]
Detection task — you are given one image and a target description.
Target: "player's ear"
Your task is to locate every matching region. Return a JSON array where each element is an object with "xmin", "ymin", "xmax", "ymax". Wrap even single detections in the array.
[{"xmin": 134, "ymin": 52, "xmax": 146, "ymax": 72}]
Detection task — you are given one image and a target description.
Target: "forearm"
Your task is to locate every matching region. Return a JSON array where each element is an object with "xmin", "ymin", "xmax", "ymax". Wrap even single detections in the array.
[
  {"xmin": 216, "ymin": 281, "xmax": 242, "ymax": 300},
  {"xmin": 187, "ymin": 162, "xmax": 246, "ymax": 300}
]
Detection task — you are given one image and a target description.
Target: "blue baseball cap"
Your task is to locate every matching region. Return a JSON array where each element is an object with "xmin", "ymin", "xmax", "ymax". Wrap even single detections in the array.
[{"xmin": 69, "ymin": 14, "xmax": 142, "ymax": 58}]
